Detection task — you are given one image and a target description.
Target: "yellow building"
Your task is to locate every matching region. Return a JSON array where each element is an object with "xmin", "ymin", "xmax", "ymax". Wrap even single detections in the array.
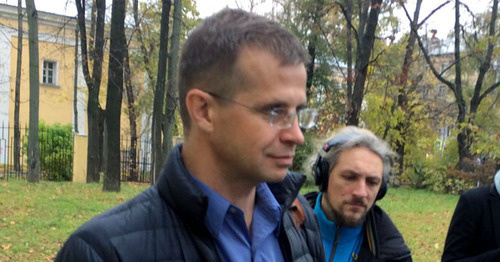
[
  {"xmin": 0, "ymin": 4, "xmax": 85, "ymax": 132},
  {"xmin": 0, "ymin": 4, "xmax": 149, "ymax": 180}
]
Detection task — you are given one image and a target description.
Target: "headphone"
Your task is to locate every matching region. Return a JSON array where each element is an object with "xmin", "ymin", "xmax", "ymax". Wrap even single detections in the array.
[{"xmin": 313, "ymin": 137, "xmax": 388, "ymax": 201}]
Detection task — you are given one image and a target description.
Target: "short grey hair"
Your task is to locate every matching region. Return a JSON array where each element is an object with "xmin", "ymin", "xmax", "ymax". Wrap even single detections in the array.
[{"xmin": 319, "ymin": 126, "xmax": 395, "ymax": 184}]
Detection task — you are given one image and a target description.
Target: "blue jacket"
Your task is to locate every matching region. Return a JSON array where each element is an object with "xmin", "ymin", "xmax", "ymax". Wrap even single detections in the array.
[{"xmin": 55, "ymin": 145, "xmax": 324, "ymax": 261}]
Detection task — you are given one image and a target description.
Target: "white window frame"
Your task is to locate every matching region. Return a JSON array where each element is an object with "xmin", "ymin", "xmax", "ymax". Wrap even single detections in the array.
[{"xmin": 42, "ymin": 59, "xmax": 58, "ymax": 86}]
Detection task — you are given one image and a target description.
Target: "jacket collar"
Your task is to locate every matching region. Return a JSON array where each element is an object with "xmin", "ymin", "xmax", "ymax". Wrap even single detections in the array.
[
  {"xmin": 156, "ymin": 144, "xmax": 305, "ymax": 226},
  {"xmin": 364, "ymin": 205, "xmax": 411, "ymax": 260},
  {"xmin": 156, "ymin": 144, "xmax": 209, "ymax": 231},
  {"xmin": 268, "ymin": 171, "xmax": 306, "ymax": 210}
]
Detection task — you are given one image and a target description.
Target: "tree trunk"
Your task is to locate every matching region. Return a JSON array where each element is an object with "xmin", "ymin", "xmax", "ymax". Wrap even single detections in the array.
[
  {"xmin": 456, "ymin": 0, "xmax": 499, "ymax": 170},
  {"xmin": 346, "ymin": 0, "xmax": 383, "ymax": 126},
  {"xmin": 305, "ymin": 0, "xmax": 323, "ymax": 98},
  {"xmin": 26, "ymin": 0, "xmax": 40, "ymax": 183},
  {"xmin": 76, "ymin": 0, "xmax": 106, "ymax": 183},
  {"xmin": 14, "ymin": 0, "xmax": 22, "ymax": 172},
  {"xmin": 103, "ymin": 0, "xmax": 126, "ymax": 192},
  {"xmin": 151, "ymin": 0, "xmax": 171, "ymax": 184},
  {"xmin": 121, "ymin": 0, "xmax": 142, "ymax": 182},
  {"xmin": 73, "ymin": 27, "xmax": 79, "ymax": 134},
  {"xmin": 393, "ymin": 0, "xmax": 422, "ymax": 175},
  {"xmin": 407, "ymin": 0, "xmax": 499, "ymax": 171},
  {"xmin": 162, "ymin": 0, "xmax": 182, "ymax": 159},
  {"xmin": 453, "ymin": 0, "xmax": 470, "ymax": 169},
  {"xmin": 346, "ymin": 0, "xmax": 353, "ymax": 103},
  {"xmin": 124, "ymin": 45, "xmax": 138, "ymax": 182}
]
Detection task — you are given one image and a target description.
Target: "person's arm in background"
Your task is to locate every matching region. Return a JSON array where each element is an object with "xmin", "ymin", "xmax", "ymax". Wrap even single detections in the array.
[{"xmin": 442, "ymin": 194, "xmax": 500, "ymax": 262}]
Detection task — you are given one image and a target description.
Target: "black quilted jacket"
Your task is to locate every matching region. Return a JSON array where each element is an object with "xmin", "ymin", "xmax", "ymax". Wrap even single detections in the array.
[{"xmin": 55, "ymin": 145, "xmax": 325, "ymax": 262}]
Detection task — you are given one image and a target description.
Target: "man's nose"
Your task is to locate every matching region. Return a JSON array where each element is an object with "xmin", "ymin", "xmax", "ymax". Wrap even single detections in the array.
[
  {"xmin": 352, "ymin": 180, "xmax": 368, "ymax": 198},
  {"xmin": 280, "ymin": 117, "xmax": 304, "ymax": 145}
]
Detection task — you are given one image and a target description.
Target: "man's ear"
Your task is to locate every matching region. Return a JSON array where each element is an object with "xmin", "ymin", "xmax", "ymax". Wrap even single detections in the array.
[{"xmin": 185, "ymin": 89, "xmax": 215, "ymax": 132}]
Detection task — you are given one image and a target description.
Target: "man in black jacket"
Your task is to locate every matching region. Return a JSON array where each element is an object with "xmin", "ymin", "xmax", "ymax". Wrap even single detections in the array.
[
  {"xmin": 442, "ymin": 169, "xmax": 500, "ymax": 261},
  {"xmin": 307, "ymin": 126, "xmax": 411, "ymax": 262},
  {"xmin": 56, "ymin": 8, "xmax": 324, "ymax": 262}
]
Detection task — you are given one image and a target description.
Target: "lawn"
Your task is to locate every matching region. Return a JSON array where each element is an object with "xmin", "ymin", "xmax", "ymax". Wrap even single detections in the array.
[
  {"xmin": 0, "ymin": 180, "xmax": 149, "ymax": 261},
  {"xmin": 1, "ymin": 180, "xmax": 458, "ymax": 261},
  {"xmin": 377, "ymin": 188, "xmax": 459, "ymax": 261}
]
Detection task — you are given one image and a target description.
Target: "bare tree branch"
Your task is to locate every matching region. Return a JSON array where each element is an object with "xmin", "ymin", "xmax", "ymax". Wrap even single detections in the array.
[
  {"xmin": 402, "ymin": 3, "xmax": 455, "ymax": 92},
  {"xmin": 318, "ymin": 22, "xmax": 348, "ymax": 80},
  {"xmin": 335, "ymin": 1, "xmax": 360, "ymax": 44},
  {"xmin": 417, "ymin": 1, "xmax": 451, "ymax": 27}
]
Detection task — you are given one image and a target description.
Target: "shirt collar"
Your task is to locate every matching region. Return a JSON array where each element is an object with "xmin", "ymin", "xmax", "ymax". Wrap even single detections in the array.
[
  {"xmin": 190, "ymin": 175, "xmax": 230, "ymax": 239},
  {"xmin": 255, "ymin": 183, "xmax": 282, "ymax": 238},
  {"xmin": 191, "ymin": 175, "xmax": 282, "ymax": 239}
]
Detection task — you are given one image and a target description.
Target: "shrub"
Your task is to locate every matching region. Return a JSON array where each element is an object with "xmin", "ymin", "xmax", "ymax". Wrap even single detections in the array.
[
  {"xmin": 423, "ymin": 166, "xmax": 475, "ymax": 194},
  {"xmin": 24, "ymin": 122, "xmax": 73, "ymax": 181},
  {"xmin": 420, "ymin": 138, "xmax": 497, "ymax": 194},
  {"xmin": 291, "ymin": 130, "xmax": 316, "ymax": 175},
  {"xmin": 401, "ymin": 162, "xmax": 427, "ymax": 189}
]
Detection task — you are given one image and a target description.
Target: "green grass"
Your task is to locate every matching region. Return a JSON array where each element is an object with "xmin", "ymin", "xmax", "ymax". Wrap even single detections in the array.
[
  {"xmin": 0, "ymin": 180, "xmax": 149, "ymax": 261},
  {"xmin": 302, "ymin": 186, "xmax": 459, "ymax": 262},
  {"xmin": 1, "ymin": 181, "xmax": 458, "ymax": 262},
  {"xmin": 378, "ymin": 188, "xmax": 459, "ymax": 262}
]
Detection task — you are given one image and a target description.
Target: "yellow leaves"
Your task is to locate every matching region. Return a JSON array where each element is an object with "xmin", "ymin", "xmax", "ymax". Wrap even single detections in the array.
[
  {"xmin": 1, "ymin": 243, "xmax": 12, "ymax": 250},
  {"xmin": 9, "ymin": 221, "xmax": 16, "ymax": 225}
]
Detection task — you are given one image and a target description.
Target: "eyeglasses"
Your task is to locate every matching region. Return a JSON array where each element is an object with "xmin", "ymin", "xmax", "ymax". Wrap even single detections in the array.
[{"xmin": 205, "ymin": 91, "xmax": 318, "ymax": 130}]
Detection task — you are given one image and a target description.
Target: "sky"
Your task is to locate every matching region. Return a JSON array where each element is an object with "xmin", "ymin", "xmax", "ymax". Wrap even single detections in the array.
[{"xmin": 2, "ymin": 0, "xmax": 494, "ymax": 39}]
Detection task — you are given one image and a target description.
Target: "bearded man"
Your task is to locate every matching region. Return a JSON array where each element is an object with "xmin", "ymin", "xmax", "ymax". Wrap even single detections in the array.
[{"xmin": 307, "ymin": 126, "xmax": 411, "ymax": 262}]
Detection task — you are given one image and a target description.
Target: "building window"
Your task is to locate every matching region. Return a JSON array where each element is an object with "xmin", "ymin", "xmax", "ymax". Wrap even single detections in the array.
[
  {"xmin": 422, "ymin": 87, "xmax": 429, "ymax": 99},
  {"xmin": 42, "ymin": 60, "xmax": 58, "ymax": 85},
  {"xmin": 438, "ymin": 85, "xmax": 445, "ymax": 96}
]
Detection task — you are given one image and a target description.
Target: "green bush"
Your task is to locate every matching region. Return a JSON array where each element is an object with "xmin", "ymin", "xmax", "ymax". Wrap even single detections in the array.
[
  {"xmin": 417, "ymin": 137, "xmax": 497, "ymax": 194},
  {"xmin": 24, "ymin": 122, "xmax": 73, "ymax": 181},
  {"xmin": 401, "ymin": 162, "xmax": 427, "ymax": 189},
  {"xmin": 291, "ymin": 130, "xmax": 316, "ymax": 175}
]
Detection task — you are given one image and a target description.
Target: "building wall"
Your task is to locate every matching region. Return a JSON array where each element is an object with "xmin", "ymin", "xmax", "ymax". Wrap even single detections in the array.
[
  {"xmin": 0, "ymin": 4, "xmax": 86, "ymax": 134},
  {"xmin": 8, "ymin": 37, "xmax": 76, "ymax": 127},
  {"xmin": 0, "ymin": 4, "xmax": 148, "ymax": 170},
  {"xmin": 0, "ymin": 24, "xmax": 16, "ymax": 127}
]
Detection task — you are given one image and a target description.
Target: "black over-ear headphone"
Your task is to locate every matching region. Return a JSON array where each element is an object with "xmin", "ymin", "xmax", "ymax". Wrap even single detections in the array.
[{"xmin": 312, "ymin": 138, "xmax": 388, "ymax": 201}]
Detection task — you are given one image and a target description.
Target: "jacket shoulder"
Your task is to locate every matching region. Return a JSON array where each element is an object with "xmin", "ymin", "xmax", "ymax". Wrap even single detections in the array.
[
  {"xmin": 281, "ymin": 193, "xmax": 325, "ymax": 262},
  {"xmin": 56, "ymin": 186, "xmax": 189, "ymax": 261},
  {"xmin": 461, "ymin": 185, "xmax": 491, "ymax": 201},
  {"xmin": 366, "ymin": 205, "xmax": 412, "ymax": 261}
]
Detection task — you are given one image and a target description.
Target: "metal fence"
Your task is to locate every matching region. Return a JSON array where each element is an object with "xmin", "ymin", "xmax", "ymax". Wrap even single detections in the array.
[
  {"xmin": 0, "ymin": 124, "xmax": 73, "ymax": 181},
  {"xmin": 0, "ymin": 124, "xmax": 153, "ymax": 183},
  {"xmin": 120, "ymin": 137, "xmax": 152, "ymax": 183}
]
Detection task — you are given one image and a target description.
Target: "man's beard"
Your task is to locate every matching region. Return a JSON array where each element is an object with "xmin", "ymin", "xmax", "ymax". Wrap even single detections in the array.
[{"xmin": 331, "ymin": 199, "xmax": 370, "ymax": 227}]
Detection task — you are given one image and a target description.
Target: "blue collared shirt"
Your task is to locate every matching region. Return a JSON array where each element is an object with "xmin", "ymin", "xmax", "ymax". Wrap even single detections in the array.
[
  {"xmin": 192, "ymin": 176, "xmax": 284, "ymax": 262},
  {"xmin": 314, "ymin": 193, "xmax": 363, "ymax": 262}
]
